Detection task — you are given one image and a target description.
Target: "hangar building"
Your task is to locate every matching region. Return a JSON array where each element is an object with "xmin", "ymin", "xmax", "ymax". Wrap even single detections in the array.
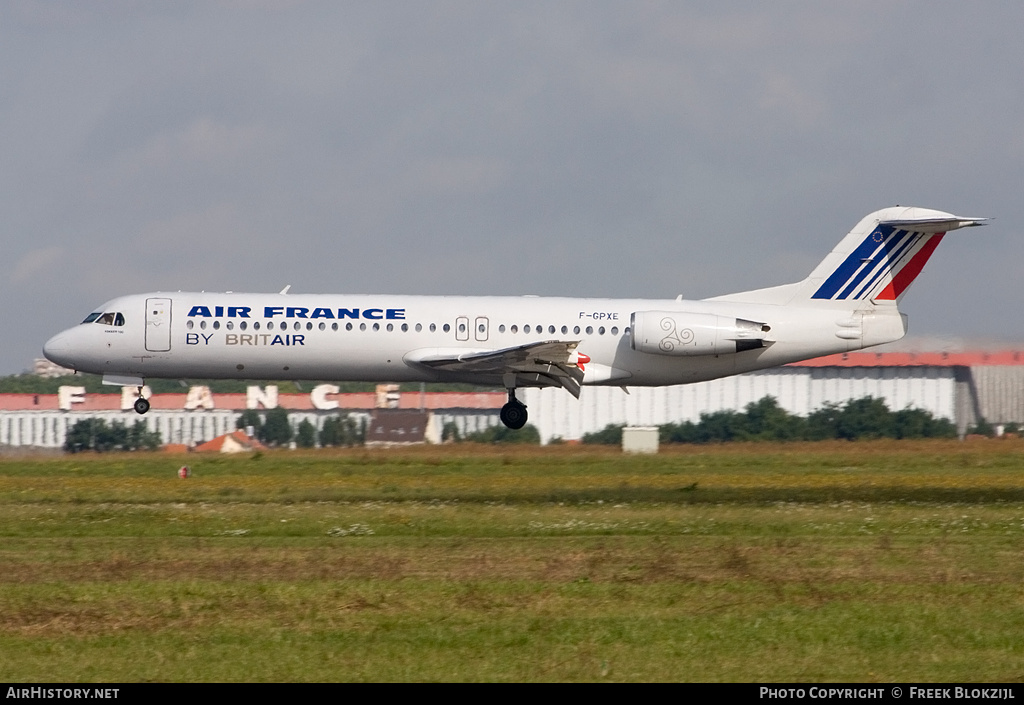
[{"xmin": 1, "ymin": 351, "xmax": 1022, "ymax": 448}]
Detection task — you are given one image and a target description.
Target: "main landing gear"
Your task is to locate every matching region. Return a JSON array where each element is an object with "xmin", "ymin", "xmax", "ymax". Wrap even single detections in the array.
[
  {"xmin": 133, "ymin": 386, "xmax": 150, "ymax": 415},
  {"xmin": 499, "ymin": 388, "xmax": 528, "ymax": 430}
]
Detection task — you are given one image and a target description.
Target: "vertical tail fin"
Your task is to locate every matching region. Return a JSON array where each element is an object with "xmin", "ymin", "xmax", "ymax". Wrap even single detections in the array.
[
  {"xmin": 806, "ymin": 207, "xmax": 985, "ymax": 304},
  {"xmin": 706, "ymin": 206, "xmax": 985, "ymax": 307}
]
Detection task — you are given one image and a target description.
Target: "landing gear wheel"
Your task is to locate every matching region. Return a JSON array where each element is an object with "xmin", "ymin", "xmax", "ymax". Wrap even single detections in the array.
[
  {"xmin": 133, "ymin": 397, "xmax": 150, "ymax": 415},
  {"xmin": 500, "ymin": 401, "xmax": 528, "ymax": 430}
]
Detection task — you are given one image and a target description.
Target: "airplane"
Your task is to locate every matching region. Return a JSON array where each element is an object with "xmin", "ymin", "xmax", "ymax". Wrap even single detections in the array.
[{"xmin": 43, "ymin": 206, "xmax": 984, "ymax": 430}]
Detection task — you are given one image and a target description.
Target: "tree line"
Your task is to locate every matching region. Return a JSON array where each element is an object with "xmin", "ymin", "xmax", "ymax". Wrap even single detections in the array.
[
  {"xmin": 63, "ymin": 410, "xmax": 366, "ymax": 452},
  {"xmin": 235, "ymin": 409, "xmax": 366, "ymax": 447},
  {"xmin": 581, "ymin": 396, "xmax": 957, "ymax": 445},
  {"xmin": 64, "ymin": 419, "xmax": 162, "ymax": 452},
  {"xmin": 61, "ymin": 395, "xmax": 961, "ymax": 452}
]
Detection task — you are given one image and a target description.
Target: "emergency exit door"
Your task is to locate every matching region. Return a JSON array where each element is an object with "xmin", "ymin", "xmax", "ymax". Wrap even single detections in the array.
[
  {"xmin": 474, "ymin": 317, "xmax": 489, "ymax": 342},
  {"xmin": 145, "ymin": 298, "xmax": 172, "ymax": 352}
]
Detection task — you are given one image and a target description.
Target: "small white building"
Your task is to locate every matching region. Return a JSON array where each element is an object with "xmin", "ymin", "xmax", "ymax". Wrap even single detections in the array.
[{"xmin": 622, "ymin": 427, "xmax": 659, "ymax": 454}]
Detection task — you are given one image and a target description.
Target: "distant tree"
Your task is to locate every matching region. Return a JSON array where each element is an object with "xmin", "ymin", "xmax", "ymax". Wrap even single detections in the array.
[
  {"xmin": 319, "ymin": 416, "xmax": 342, "ymax": 446},
  {"xmin": 741, "ymin": 397, "xmax": 805, "ymax": 441},
  {"xmin": 65, "ymin": 419, "xmax": 107, "ymax": 453},
  {"xmin": 236, "ymin": 409, "xmax": 263, "ymax": 434},
  {"xmin": 320, "ymin": 414, "xmax": 362, "ymax": 446},
  {"xmin": 464, "ymin": 423, "xmax": 541, "ymax": 444},
  {"xmin": 805, "ymin": 402, "xmax": 843, "ymax": 441},
  {"xmin": 260, "ymin": 407, "xmax": 293, "ymax": 447},
  {"xmin": 296, "ymin": 418, "xmax": 317, "ymax": 448},
  {"xmin": 694, "ymin": 409, "xmax": 746, "ymax": 443},
  {"xmin": 441, "ymin": 421, "xmax": 461, "ymax": 443},
  {"xmin": 893, "ymin": 407, "xmax": 956, "ymax": 439},
  {"xmin": 835, "ymin": 397, "xmax": 894, "ymax": 440},
  {"xmin": 127, "ymin": 420, "xmax": 162, "ymax": 450},
  {"xmin": 64, "ymin": 419, "xmax": 161, "ymax": 453},
  {"xmin": 967, "ymin": 417, "xmax": 995, "ymax": 437},
  {"xmin": 658, "ymin": 395, "xmax": 956, "ymax": 445},
  {"xmin": 660, "ymin": 420, "xmax": 699, "ymax": 444},
  {"xmin": 581, "ymin": 424, "xmax": 624, "ymax": 445}
]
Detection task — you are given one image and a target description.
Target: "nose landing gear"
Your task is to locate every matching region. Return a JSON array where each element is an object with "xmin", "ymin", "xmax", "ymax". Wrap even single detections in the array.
[{"xmin": 133, "ymin": 386, "xmax": 150, "ymax": 415}]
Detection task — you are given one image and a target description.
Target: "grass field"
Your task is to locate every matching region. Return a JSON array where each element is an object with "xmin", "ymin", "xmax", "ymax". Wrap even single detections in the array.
[{"xmin": 1, "ymin": 440, "xmax": 1023, "ymax": 682}]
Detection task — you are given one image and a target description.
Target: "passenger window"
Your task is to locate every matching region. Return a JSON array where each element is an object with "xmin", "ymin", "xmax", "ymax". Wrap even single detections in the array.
[
  {"xmin": 360, "ymin": 323, "xmax": 367, "ymax": 331},
  {"xmin": 598, "ymin": 326, "xmax": 605, "ymax": 335},
  {"xmin": 586, "ymin": 326, "xmax": 593, "ymax": 335},
  {"xmin": 573, "ymin": 326, "xmax": 581, "ymax": 335},
  {"xmin": 253, "ymin": 322, "xmax": 260, "ymax": 330},
  {"xmin": 402, "ymin": 323, "xmax": 409, "ymax": 332},
  {"xmin": 387, "ymin": 323, "xmax": 394, "ymax": 332},
  {"xmin": 548, "ymin": 325, "xmax": 555, "ymax": 334},
  {"xmin": 611, "ymin": 326, "xmax": 619, "ymax": 335},
  {"xmin": 511, "ymin": 325, "xmax": 518, "ymax": 334},
  {"xmin": 561, "ymin": 325, "xmax": 568, "ymax": 334},
  {"xmin": 240, "ymin": 322, "xmax": 248, "ymax": 331},
  {"xmin": 268, "ymin": 322, "xmax": 275, "ymax": 330},
  {"xmin": 443, "ymin": 324, "xmax": 450, "ymax": 333},
  {"xmin": 227, "ymin": 321, "xmax": 234, "ymax": 330},
  {"xmin": 414, "ymin": 323, "xmax": 421, "ymax": 332},
  {"xmin": 524, "ymin": 325, "xmax": 531, "ymax": 334},
  {"xmin": 430, "ymin": 323, "xmax": 436, "ymax": 332},
  {"xmin": 498, "ymin": 324, "xmax": 506, "ymax": 333},
  {"xmin": 186, "ymin": 320, "xmax": 194, "ymax": 330},
  {"xmin": 213, "ymin": 321, "xmax": 220, "ymax": 330},
  {"xmin": 319, "ymin": 322, "xmax": 326, "ymax": 331}
]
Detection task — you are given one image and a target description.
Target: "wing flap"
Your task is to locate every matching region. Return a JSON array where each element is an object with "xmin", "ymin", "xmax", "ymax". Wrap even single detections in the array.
[{"xmin": 405, "ymin": 340, "xmax": 585, "ymax": 397}]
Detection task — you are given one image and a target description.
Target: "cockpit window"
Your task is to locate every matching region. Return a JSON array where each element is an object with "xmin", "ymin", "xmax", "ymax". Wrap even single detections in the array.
[{"xmin": 90, "ymin": 312, "xmax": 125, "ymax": 326}]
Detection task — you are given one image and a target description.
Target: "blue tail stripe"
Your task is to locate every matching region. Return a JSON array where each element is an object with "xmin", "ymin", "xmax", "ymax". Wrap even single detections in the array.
[
  {"xmin": 836, "ymin": 236, "xmax": 893, "ymax": 300},
  {"xmin": 812, "ymin": 226, "xmax": 894, "ymax": 299},
  {"xmin": 852, "ymin": 230, "xmax": 919, "ymax": 299},
  {"xmin": 840, "ymin": 229, "xmax": 912, "ymax": 300}
]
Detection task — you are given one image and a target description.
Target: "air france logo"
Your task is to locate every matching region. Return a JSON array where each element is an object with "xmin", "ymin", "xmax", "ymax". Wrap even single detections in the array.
[{"xmin": 186, "ymin": 305, "xmax": 406, "ymax": 320}]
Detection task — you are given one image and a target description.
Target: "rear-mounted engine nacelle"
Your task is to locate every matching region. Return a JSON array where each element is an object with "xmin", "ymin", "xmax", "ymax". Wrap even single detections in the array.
[{"xmin": 630, "ymin": 311, "xmax": 771, "ymax": 357}]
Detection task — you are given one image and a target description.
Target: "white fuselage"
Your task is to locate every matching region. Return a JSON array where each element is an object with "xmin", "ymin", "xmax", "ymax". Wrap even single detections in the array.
[
  {"xmin": 42, "ymin": 206, "xmax": 983, "ymax": 430},
  {"xmin": 42, "ymin": 291, "xmax": 901, "ymax": 389}
]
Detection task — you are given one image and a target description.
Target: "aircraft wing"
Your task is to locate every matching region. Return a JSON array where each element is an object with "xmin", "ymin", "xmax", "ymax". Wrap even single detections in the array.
[{"xmin": 404, "ymin": 340, "xmax": 586, "ymax": 398}]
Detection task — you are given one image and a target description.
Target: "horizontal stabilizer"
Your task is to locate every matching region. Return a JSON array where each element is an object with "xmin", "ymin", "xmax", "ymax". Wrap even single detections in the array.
[{"xmin": 879, "ymin": 216, "xmax": 987, "ymax": 233}]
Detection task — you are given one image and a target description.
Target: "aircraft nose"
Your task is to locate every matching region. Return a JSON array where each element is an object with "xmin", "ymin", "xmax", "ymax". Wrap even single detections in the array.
[{"xmin": 43, "ymin": 331, "xmax": 75, "ymax": 369}]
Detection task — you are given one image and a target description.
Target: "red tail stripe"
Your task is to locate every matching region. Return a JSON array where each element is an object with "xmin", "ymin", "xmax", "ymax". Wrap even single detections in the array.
[{"xmin": 874, "ymin": 233, "xmax": 944, "ymax": 300}]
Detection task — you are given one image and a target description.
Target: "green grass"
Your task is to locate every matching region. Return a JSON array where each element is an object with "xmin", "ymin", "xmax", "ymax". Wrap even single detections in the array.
[{"xmin": 1, "ymin": 440, "xmax": 1023, "ymax": 681}]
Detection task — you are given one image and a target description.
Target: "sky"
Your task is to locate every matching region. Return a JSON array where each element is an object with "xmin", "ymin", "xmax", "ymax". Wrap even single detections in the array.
[{"xmin": 2, "ymin": 1, "xmax": 1023, "ymax": 374}]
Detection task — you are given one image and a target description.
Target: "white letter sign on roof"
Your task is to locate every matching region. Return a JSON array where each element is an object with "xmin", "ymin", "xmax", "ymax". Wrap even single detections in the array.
[{"xmin": 58, "ymin": 386, "xmax": 86, "ymax": 411}]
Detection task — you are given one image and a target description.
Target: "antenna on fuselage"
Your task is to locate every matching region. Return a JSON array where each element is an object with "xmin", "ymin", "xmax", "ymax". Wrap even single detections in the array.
[{"xmin": 280, "ymin": 285, "xmax": 291, "ymax": 295}]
